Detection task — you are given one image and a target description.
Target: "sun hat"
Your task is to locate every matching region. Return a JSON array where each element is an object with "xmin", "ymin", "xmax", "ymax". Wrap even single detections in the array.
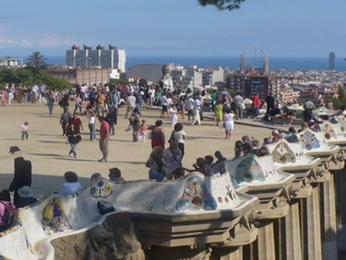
[
  {"xmin": 9, "ymin": 146, "xmax": 21, "ymax": 154},
  {"xmin": 17, "ymin": 186, "xmax": 34, "ymax": 198}
]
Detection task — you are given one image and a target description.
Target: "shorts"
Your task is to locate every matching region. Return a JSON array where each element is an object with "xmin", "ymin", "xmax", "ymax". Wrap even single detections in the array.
[
  {"xmin": 162, "ymin": 105, "xmax": 167, "ymax": 112},
  {"xmin": 99, "ymin": 138, "xmax": 109, "ymax": 152}
]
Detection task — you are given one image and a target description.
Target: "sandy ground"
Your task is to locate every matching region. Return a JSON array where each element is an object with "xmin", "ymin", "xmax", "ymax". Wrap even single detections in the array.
[{"xmin": 0, "ymin": 104, "xmax": 271, "ymax": 195}]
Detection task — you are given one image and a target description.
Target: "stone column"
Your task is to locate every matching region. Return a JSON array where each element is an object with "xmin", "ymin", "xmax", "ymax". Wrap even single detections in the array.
[
  {"xmin": 304, "ymin": 185, "xmax": 322, "ymax": 260},
  {"xmin": 211, "ymin": 247, "xmax": 242, "ymax": 260},
  {"xmin": 284, "ymin": 201, "xmax": 302, "ymax": 260},
  {"xmin": 257, "ymin": 222, "xmax": 276, "ymax": 260},
  {"xmin": 321, "ymin": 173, "xmax": 338, "ymax": 260}
]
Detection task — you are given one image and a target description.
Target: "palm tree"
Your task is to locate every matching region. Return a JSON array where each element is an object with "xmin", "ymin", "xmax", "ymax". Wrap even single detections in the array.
[{"xmin": 26, "ymin": 51, "xmax": 47, "ymax": 69}]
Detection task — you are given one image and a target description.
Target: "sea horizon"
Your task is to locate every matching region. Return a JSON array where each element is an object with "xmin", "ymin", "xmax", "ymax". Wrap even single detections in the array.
[{"xmin": 41, "ymin": 55, "xmax": 346, "ymax": 72}]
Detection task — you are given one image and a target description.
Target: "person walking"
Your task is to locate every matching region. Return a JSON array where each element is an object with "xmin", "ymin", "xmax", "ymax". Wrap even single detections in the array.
[
  {"xmin": 88, "ymin": 111, "xmax": 96, "ymax": 141},
  {"xmin": 214, "ymin": 101, "xmax": 223, "ymax": 126},
  {"xmin": 106, "ymin": 107, "xmax": 117, "ymax": 136},
  {"xmin": 128, "ymin": 109, "xmax": 141, "ymax": 142},
  {"xmin": 60, "ymin": 107, "xmax": 72, "ymax": 136},
  {"xmin": 223, "ymin": 108, "xmax": 235, "ymax": 140},
  {"xmin": 70, "ymin": 113, "xmax": 83, "ymax": 134},
  {"xmin": 98, "ymin": 116, "xmax": 110, "ymax": 162},
  {"xmin": 234, "ymin": 92, "xmax": 244, "ymax": 120},
  {"xmin": 172, "ymin": 123, "xmax": 186, "ymax": 160},
  {"xmin": 47, "ymin": 91, "xmax": 55, "ymax": 115},
  {"xmin": 21, "ymin": 122, "xmax": 29, "ymax": 140},
  {"xmin": 191, "ymin": 97, "xmax": 202, "ymax": 125},
  {"xmin": 66, "ymin": 122, "xmax": 80, "ymax": 158},
  {"xmin": 125, "ymin": 94, "xmax": 136, "ymax": 119},
  {"xmin": 186, "ymin": 96, "xmax": 195, "ymax": 121},
  {"xmin": 148, "ymin": 120, "xmax": 165, "ymax": 149}
]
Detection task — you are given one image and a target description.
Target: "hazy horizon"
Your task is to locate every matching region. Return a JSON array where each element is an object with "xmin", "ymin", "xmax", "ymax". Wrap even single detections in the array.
[{"xmin": 0, "ymin": 0, "xmax": 345, "ymax": 58}]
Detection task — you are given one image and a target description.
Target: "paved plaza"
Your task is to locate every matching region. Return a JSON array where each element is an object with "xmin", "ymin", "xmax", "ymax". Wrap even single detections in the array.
[{"xmin": 0, "ymin": 104, "xmax": 271, "ymax": 195}]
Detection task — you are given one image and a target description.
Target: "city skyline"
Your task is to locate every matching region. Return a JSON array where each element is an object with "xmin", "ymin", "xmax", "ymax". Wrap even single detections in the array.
[{"xmin": 0, "ymin": 0, "xmax": 345, "ymax": 57}]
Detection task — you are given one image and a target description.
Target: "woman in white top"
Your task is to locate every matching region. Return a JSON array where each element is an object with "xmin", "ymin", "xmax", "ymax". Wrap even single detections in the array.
[
  {"xmin": 223, "ymin": 108, "xmax": 234, "ymax": 140},
  {"xmin": 88, "ymin": 111, "xmax": 96, "ymax": 141}
]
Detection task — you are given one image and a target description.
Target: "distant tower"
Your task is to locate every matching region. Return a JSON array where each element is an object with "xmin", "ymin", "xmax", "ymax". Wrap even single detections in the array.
[
  {"xmin": 329, "ymin": 52, "xmax": 336, "ymax": 70},
  {"xmin": 240, "ymin": 55, "xmax": 245, "ymax": 73},
  {"xmin": 263, "ymin": 55, "xmax": 270, "ymax": 75}
]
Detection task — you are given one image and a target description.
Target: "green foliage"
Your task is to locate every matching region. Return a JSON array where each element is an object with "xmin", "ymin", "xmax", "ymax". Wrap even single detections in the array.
[
  {"xmin": 26, "ymin": 51, "xmax": 47, "ymax": 69},
  {"xmin": 0, "ymin": 68, "xmax": 72, "ymax": 90},
  {"xmin": 333, "ymin": 87, "xmax": 346, "ymax": 109},
  {"xmin": 110, "ymin": 78, "xmax": 128, "ymax": 85},
  {"xmin": 198, "ymin": 0, "xmax": 246, "ymax": 10},
  {"xmin": 39, "ymin": 72, "xmax": 73, "ymax": 90},
  {"xmin": 138, "ymin": 78, "xmax": 148, "ymax": 87}
]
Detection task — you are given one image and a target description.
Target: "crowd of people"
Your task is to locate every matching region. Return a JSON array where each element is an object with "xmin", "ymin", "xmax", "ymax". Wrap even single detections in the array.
[{"xmin": 1, "ymin": 81, "xmax": 345, "ymax": 233}]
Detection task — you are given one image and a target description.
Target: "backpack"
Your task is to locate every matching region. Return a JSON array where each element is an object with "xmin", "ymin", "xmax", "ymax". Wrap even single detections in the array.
[{"xmin": 0, "ymin": 202, "xmax": 15, "ymax": 226}]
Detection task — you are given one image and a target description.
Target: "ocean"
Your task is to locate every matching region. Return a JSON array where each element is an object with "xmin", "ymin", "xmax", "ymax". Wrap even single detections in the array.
[{"xmin": 45, "ymin": 56, "xmax": 346, "ymax": 72}]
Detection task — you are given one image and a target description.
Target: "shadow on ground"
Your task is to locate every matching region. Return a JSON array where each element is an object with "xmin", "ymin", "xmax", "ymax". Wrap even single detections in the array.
[{"xmin": 0, "ymin": 173, "xmax": 90, "ymax": 196}]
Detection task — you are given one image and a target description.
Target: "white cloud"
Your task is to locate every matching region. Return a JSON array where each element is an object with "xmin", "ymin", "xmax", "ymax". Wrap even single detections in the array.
[
  {"xmin": 0, "ymin": 38, "xmax": 32, "ymax": 49},
  {"xmin": 39, "ymin": 34, "xmax": 74, "ymax": 48}
]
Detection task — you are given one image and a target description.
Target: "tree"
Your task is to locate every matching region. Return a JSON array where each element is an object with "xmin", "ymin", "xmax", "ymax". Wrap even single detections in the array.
[
  {"xmin": 110, "ymin": 78, "xmax": 128, "ymax": 85},
  {"xmin": 333, "ymin": 87, "xmax": 346, "ymax": 110},
  {"xmin": 198, "ymin": 0, "xmax": 246, "ymax": 10},
  {"xmin": 26, "ymin": 51, "xmax": 47, "ymax": 70}
]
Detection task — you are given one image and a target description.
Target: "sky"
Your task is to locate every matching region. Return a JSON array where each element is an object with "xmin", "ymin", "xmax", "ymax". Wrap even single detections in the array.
[{"xmin": 0, "ymin": 0, "xmax": 345, "ymax": 58}]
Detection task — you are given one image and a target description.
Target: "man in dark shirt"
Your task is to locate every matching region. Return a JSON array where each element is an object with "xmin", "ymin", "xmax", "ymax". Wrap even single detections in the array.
[
  {"xmin": 265, "ymin": 92, "xmax": 275, "ymax": 114},
  {"xmin": 60, "ymin": 107, "xmax": 72, "ymax": 135}
]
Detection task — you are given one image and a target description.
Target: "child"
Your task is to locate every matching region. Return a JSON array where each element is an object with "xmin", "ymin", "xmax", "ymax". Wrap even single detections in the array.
[
  {"xmin": 21, "ymin": 122, "xmax": 29, "ymax": 140},
  {"xmin": 138, "ymin": 120, "xmax": 147, "ymax": 143},
  {"xmin": 170, "ymin": 107, "xmax": 178, "ymax": 129}
]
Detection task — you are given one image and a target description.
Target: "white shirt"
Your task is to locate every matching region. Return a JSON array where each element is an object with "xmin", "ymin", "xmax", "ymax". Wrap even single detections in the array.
[
  {"xmin": 127, "ymin": 96, "xmax": 136, "ymax": 107},
  {"xmin": 161, "ymin": 96, "xmax": 168, "ymax": 106},
  {"xmin": 21, "ymin": 125, "xmax": 28, "ymax": 131},
  {"xmin": 194, "ymin": 99, "xmax": 202, "ymax": 110},
  {"xmin": 89, "ymin": 116, "xmax": 96, "ymax": 124}
]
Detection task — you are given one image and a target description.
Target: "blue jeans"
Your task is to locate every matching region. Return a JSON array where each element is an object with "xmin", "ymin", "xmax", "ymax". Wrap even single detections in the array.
[
  {"xmin": 89, "ymin": 123, "xmax": 96, "ymax": 140},
  {"xmin": 69, "ymin": 143, "xmax": 77, "ymax": 157},
  {"xmin": 149, "ymin": 172, "xmax": 164, "ymax": 182},
  {"xmin": 48, "ymin": 104, "xmax": 53, "ymax": 115}
]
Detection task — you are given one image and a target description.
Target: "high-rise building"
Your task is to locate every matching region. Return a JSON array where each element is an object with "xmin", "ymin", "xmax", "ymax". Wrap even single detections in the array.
[
  {"xmin": 65, "ymin": 44, "xmax": 126, "ymax": 72},
  {"xmin": 263, "ymin": 55, "xmax": 270, "ymax": 75},
  {"xmin": 227, "ymin": 72, "xmax": 273, "ymax": 99},
  {"xmin": 328, "ymin": 52, "xmax": 336, "ymax": 71},
  {"xmin": 240, "ymin": 55, "xmax": 246, "ymax": 73}
]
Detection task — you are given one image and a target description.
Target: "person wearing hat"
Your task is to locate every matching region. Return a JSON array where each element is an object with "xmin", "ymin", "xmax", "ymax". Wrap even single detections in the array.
[
  {"xmin": 15, "ymin": 186, "xmax": 38, "ymax": 208},
  {"xmin": 108, "ymin": 168, "xmax": 125, "ymax": 184}
]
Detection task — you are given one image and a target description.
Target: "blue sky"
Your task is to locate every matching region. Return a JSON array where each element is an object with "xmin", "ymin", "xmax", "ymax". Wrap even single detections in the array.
[{"xmin": 0, "ymin": 0, "xmax": 345, "ymax": 57}]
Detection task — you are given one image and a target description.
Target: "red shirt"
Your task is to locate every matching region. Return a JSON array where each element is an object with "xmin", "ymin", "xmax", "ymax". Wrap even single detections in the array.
[
  {"xmin": 71, "ymin": 117, "xmax": 82, "ymax": 132},
  {"xmin": 100, "ymin": 121, "xmax": 110, "ymax": 139}
]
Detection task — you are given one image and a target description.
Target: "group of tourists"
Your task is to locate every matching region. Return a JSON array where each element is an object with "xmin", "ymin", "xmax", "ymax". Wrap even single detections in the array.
[{"xmin": 0, "ymin": 154, "xmax": 126, "ymax": 232}]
